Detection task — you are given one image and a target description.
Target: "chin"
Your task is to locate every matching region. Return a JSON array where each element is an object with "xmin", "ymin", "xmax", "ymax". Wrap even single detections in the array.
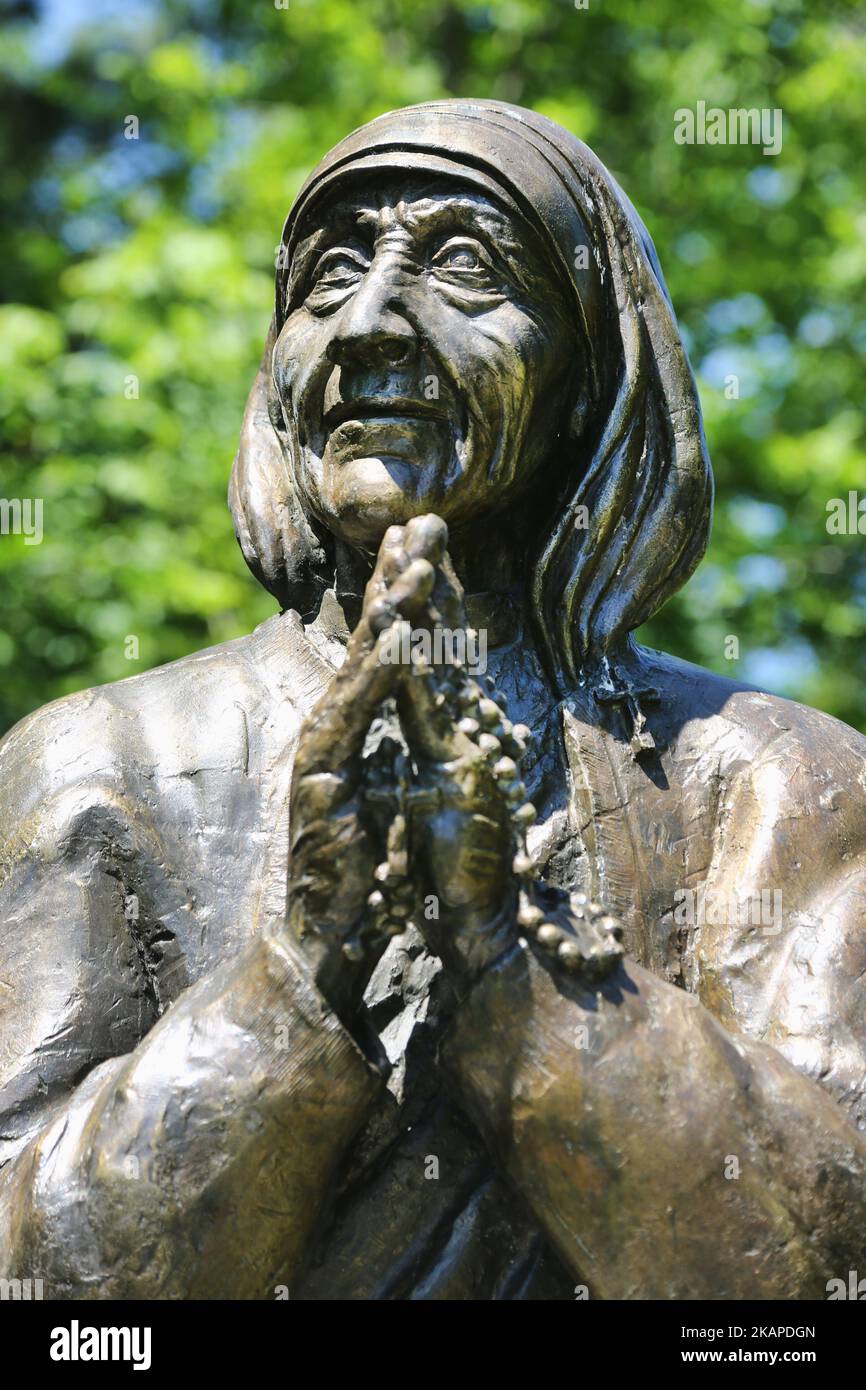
[{"xmin": 315, "ymin": 456, "xmax": 454, "ymax": 545}]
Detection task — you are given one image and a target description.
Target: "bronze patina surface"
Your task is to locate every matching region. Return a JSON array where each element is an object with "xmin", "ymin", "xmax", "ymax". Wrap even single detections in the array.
[{"xmin": 2, "ymin": 101, "xmax": 865, "ymax": 1300}]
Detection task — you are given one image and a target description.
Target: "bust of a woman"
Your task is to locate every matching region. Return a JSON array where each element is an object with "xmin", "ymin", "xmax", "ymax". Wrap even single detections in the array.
[{"xmin": 2, "ymin": 101, "xmax": 865, "ymax": 1300}]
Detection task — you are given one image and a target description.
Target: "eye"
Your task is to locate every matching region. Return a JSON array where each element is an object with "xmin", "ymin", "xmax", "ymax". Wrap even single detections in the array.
[
  {"xmin": 430, "ymin": 237, "xmax": 497, "ymax": 284},
  {"xmin": 436, "ymin": 244, "xmax": 482, "ymax": 271},
  {"xmin": 311, "ymin": 247, "xmax": 369, "ymax": 290}
]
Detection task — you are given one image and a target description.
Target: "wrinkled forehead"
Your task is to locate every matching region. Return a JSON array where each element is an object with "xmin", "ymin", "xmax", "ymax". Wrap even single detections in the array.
[
  {"xmin": 290, "ymin": 170, "xmax": 540, "ymax": 260},
  {"xmin": 286, "ymin": 148, "xmax": 521, "ymax": 226}
]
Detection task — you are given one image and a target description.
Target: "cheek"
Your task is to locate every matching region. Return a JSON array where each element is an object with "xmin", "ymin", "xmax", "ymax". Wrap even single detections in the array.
[
  {"xmin": 490, "ymin": 310, "xmax": 578, "ymax": 439},
  {"xmin": 273, "ymin": 314, "xmax": 330, "ymax": 414},
  {"xmin": 492, "ymin": 308, "xmax": 564, "ymax": 386},
  {"xmin": 447, "ymin": 307, "xmax": 561, "ymax": 421}
]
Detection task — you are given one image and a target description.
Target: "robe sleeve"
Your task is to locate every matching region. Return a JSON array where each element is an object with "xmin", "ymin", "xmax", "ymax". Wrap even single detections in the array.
[
  {"xmin": 441, "ymin": 939, "xmax": 866, "ymax": 1299},
  {"xmin": 0, "ymin": 708, "xmax": 383, "ymax": 1300}
]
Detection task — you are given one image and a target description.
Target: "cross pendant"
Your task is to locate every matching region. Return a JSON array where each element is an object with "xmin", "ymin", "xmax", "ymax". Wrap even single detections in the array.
[{"xmin": 595, "ymin": 681, "xmax": 660, "ymax": 756}]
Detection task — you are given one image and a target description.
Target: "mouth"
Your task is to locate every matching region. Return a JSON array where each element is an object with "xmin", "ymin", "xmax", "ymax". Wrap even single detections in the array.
[{"xmin": 324, "ymin": 397, "xmax": 448, "ymax": 431}]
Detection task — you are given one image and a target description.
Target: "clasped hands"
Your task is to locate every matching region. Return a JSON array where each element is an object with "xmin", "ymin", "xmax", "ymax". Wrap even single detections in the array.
[{"xmin": 285, "ymin": 514, "xmax": 623, "ymax": 1022}]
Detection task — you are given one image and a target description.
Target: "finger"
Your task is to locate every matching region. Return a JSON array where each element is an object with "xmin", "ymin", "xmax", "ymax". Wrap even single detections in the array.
[
  {"xmin": 428, "ymin": 551, "xmax": 467, "ymax": 630},
  {"xmin": 381, "ymin": 543, "xmax": 410, "ymax": 581},
  {"xmin": 404, "ymin": 513, "xmax": 448, "ymax": 564},
  {"xmin": 296, "ymin": 625, "xmax": 408, "ymax": 774},
  {"xmin": 352, "ymin": 525, "xmax": 413, "ymax": 658},
  {"xmin": 401, "ymin": 515, "xmax": 466, "ymax": 631},
  {"xmin": 375, "ymin": 524, "xmax": 410, "ymax": 579},
  {"xmin": 406, "ymin": 532, "xmax": 466, "ymax": 635},
  {"xmin": 347, "ymin": 532, "xmax": 407, "ymax": 661},
  {"xmin": 373, "ymin": 524, "xmax": 408, "ymax": 574},
  {"xmin": 367, "ymin": 558, "xmax": 436, "ymax": 633},
  {"xmin": 396, "ymin": 659, "xmax": 478, "ymax": 763}
]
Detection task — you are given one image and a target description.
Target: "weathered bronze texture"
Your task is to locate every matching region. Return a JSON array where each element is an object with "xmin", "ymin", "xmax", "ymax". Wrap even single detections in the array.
[{"xmin": 2, "ymin": 101, "xmax": 865, "ymax": 1300}]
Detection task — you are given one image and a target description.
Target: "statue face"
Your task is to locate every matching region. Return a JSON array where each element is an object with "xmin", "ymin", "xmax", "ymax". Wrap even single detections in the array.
[{"xmin": 272, "ymin": 174, "xmax": 581, "ymax": 548}]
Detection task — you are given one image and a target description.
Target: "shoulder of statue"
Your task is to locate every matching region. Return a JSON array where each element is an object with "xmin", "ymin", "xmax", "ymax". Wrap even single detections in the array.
[
  {"xmin": 559, "ymin": 640, "xmax": 866, "ymax": 854},
  {"xmin": 0, "ymin": 629, "xmax": 279, "ymax": 821}
]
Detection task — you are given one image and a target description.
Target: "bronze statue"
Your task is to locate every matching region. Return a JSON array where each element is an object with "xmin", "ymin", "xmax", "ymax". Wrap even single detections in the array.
[{"xmin": 2, "ymin": 101, "xmax": 865, "ymax": 1300}]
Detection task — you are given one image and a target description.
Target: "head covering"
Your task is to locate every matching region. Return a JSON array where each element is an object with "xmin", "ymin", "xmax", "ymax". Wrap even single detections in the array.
[{"xmin": 229, "ymin": 100, "xmax": 713, "ymax": 691}]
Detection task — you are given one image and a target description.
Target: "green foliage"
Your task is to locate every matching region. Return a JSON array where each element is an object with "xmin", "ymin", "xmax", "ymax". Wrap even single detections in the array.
[{"xmin": 1, "ymin": 0, "xmax": 865, "ymax": 735}]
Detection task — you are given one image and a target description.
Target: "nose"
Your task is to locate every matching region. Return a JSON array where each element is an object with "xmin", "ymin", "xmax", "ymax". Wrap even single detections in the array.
[{"xmin": 326, "ymin": 257, "xmax": 418, "ymax": 371}]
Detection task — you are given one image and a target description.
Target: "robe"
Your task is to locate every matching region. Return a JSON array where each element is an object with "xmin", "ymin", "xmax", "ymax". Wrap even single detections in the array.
[{"xmin": 1, "ymin": 605, "xmax": 865, "ymax": 1299}]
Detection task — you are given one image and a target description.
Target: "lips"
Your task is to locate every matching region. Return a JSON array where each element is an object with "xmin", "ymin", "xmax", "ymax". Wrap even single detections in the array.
[{"xmin": 324, "ymin": 396, "xmax": 447, "ymax": 430}]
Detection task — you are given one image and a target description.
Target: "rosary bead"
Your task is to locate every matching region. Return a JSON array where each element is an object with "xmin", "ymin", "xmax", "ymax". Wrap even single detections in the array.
[
  {"xmin": 478, "ymin": 698, "xmax": 501, "ymax": 728},
  {"xmin": 598, "ymin": 914, "xmax": 624, "ymax": 939},
  {"xmin": 558, "ymin": 939, "xmax": 583, "ymax": 968},
  {"xmin": 518, "ymin": 900, "xmax": 544, "ymax": 928}
]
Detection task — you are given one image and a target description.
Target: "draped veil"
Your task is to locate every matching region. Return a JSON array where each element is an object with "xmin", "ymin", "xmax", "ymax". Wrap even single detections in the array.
[{"xmin": 229, "ymin": 100, "xmax": 713, "ymax": 693}]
